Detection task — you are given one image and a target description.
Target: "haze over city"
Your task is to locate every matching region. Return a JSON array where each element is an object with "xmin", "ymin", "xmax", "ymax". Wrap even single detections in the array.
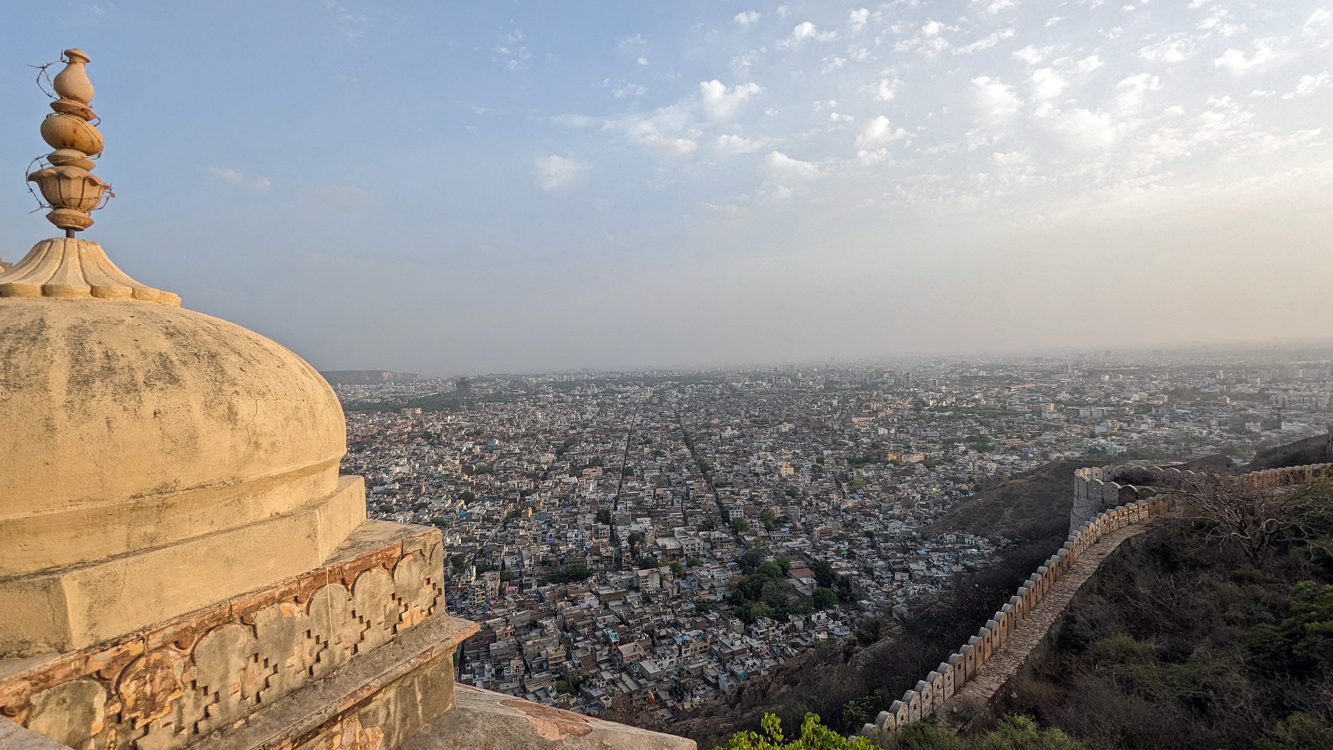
[{"xmin": 2, "ymin": 1, "xmax": 1331, "ymax": 374}]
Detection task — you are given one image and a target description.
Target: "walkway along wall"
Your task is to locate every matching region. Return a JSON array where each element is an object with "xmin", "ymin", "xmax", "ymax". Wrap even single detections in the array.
[{"xmin": 862, "ymin": 461, "xmax": 1333, "ymax": 741}]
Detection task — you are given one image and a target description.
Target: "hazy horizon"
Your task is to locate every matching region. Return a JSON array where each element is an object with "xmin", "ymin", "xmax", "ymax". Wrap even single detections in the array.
[{"xmin": 3, "ymin": 2, "xmax": 1332, "ymax": 374}]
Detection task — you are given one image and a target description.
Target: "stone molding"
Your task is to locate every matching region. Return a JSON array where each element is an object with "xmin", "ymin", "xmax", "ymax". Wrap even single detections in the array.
[
  {"xmin": 0, "ymin": 523, "xmax": 447, "ymax": 750},
  {"xmin": 0, "ymin": 239, "xmax": 178, "ymax": 306}
]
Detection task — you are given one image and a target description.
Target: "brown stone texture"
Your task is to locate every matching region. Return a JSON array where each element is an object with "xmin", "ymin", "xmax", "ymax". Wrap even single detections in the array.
[
  {"xmin": 399, "ymin": 686, "xmax": 696, "ymax": 750},
  {"xmin": 0, "ymin": 524, "xmax": 445, "ymax": 750}
]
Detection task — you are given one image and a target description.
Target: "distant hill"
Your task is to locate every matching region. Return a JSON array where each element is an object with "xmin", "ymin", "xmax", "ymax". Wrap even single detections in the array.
[
  {"xmin": 1250, "ymin": 432, "xmax": 1328, "ymax": 470},
  {"xmin": 930, "ymin": 460, "xmax": 1097, "ymax": 542},
  {"xmin": 320, "ymin": 370, "xmax": 421, "ymax": 385}
]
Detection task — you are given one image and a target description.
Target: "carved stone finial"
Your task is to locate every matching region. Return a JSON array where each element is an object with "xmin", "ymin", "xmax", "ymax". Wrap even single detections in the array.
[
  {"xmin": 27, "ymin": 48, "xmax": 110, "ymax": 233},
  {"xmin": 3, "ymin": 48, "xmax": 178, "ymax": 305}
]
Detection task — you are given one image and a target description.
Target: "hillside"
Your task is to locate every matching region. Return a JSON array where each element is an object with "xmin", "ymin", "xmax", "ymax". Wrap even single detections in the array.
[
  {"xmin": 929, "ymin": 460, "xmax": 1097, "ymax": 542},
  {"xmin": 1250, "ymin": 433, "xmax": 1328, "ymax": 470},
  {"xmin": 993, "ymin": 478, "xmax": 1333, "ymax": 749}
]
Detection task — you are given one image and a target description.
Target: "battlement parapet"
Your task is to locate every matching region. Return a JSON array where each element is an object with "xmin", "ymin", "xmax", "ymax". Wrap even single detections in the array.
[
  {"xmin": 862, "ymin": 491, "xmax": 1176, "ymax": 741},
  {"xmin": 862, "ymin": 459, "xmax": 1333, "ymax": 741}
]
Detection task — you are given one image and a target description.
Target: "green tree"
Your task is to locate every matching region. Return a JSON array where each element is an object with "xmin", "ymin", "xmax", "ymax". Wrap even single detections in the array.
[
  {"xmin": 1248, "ymin": 580, "xmax": 1333, "ymax": 677},
  {"xmin": 547, "ymin": 564, "xmax": 591, "ymax": 583},
  {"xmin": 737, "ymin": 548, "xmax": 767, "ymax": 573},
  {"xmin": 670, "ymin": 562, "xmax": 686, "ymax": 578},
  {"xmin": 719, "ymin": 713, "xmax": 871, "ymax": 750},
  {"xmin": 595, "ymin": 508, "xmax": 612, "ymax": 525},
  {"xmin": 813, "ymin": 587, "xmax": 837, "ymax": 609},
  {"xmin": 731, "ymin": 517, "xmax": 751, "ymax": 534},
  {"xmin": 813, "ymin": 560, "xmax": 836, "ymax": 589}
]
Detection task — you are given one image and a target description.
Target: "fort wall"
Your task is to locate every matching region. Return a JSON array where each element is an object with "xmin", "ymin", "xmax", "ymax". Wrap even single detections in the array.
[{"xmin": 862, "ymin": 460, "xmax": 1333, "ymax": 741}]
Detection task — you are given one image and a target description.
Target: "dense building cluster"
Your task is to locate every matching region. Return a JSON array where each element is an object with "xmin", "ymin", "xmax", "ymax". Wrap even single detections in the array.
[{"xmin": 333, "ymin": 353, "xmax": 1330, "ymax": 721}]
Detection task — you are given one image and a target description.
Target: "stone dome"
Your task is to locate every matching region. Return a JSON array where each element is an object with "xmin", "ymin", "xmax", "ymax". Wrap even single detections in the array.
[{"xmin": 0, "ymin": 297, "xmax": 350, "ymax": 579}]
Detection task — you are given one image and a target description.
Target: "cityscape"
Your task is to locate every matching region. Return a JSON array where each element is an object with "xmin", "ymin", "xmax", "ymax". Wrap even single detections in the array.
[
  {"xmin": 4, "ymin": 1, "xmax": 1333, "ymax": 745},
  {"xmin": 331, "ymin": 349, "xmax": 1333, "ymax": 725}
]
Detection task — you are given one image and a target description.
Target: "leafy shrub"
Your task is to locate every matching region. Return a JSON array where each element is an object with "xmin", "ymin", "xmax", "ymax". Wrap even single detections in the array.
[
  {"xmin": 1259, "ymin": 713, "xmax": 1333, "ymax": 750},
  {"xmin": 1247, "ymin": 580, "xmax": 1333, "ymax": 677},
  {"xmin": 717, "ymin": 713, "xmax": 872, "ymax": 750}
]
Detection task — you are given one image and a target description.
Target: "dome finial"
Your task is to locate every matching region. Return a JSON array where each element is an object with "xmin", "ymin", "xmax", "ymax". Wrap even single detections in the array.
[
  {"xmin": 26, "ymin": 48, "xmax": 111, "ymax": 237},
  {"xmin": 1, "ymin": 48, "xmax": 178, "ymax": 305}
]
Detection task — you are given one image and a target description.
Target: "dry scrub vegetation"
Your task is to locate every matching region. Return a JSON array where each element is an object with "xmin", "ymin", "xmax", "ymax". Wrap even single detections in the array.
[{"xmin": 996, "ymin": 478, "xmax": 1333, "ymax": 750}]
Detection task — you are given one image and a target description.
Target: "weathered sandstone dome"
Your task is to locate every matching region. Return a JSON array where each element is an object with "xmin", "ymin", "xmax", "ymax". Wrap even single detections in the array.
[
  {"xmin": 0, "ymin": 297, "xmax": 346, "ymax": 576},
  {"xmin": 0, "ymin": 296, "xmax": 365, "ymax": 654}
]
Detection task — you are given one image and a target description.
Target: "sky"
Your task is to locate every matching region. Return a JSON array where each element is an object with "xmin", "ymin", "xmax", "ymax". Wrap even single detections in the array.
[{"xmin": 2, "ymin": 1, "xmax": 1332, "ymax": 375}]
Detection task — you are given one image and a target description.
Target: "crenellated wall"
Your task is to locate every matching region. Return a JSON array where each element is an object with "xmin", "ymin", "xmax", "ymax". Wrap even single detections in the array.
[{"xmin": 862, "ymin": 460, "xmax": 1333, "ymax": 742}]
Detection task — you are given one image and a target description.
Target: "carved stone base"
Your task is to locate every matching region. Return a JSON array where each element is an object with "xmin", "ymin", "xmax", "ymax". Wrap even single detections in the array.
[
  {"xmin": 0, "ymin": 522, "xmax": 474, "ymax": 750},
  {"xmin": 0, "ymin": 477, "xmax": 368, "ymax": 657},
  {"xmin": 0, "ymin": 238, "xmax": 179, "ymax": 306}
]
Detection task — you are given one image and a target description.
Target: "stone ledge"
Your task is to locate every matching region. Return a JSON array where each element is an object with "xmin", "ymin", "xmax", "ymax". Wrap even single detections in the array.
[
  {"xmin": 0, "ymin": 717, "xmax": 68, "ymax": 749},
  {"xmin": 401, "ymin": 685, "xmax": 696, "ymax": 750},
  {"xmin": 0, "ymin": 521, "xmax": 448, "ymax": 750},
  {"xmin": 189, "ymin": 613, "xmax": 477, "ymax": 750},
  {"xmin": 0, "ymin": 476, "xmax": 367, "ymax": 656}
]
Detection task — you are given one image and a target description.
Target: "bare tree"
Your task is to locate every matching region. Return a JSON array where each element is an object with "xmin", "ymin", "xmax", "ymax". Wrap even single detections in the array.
[{"xmin": 1176, "ymin": 473, "xmax": 1333, "ymax": 566}]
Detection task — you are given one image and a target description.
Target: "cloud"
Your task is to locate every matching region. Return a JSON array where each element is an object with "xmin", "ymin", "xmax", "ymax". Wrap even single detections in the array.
[
  {"xmin": 848, "ymin": 8, "xmax": 870, "ymax": 31},
  {"xmin": 700, "ymin": 80, "xmax": 761, "ymax": 121},
  {"xmin": 641, "ymin": 135, "xmax": 699, "ymax": 158},
  {"xmin": 896, "ymin": 20, "xmax": 954, "ymax": 55},
  {"xmin": 735, "ymin": 10, "xmax": 760, "ymax": 26},
  {"xmin": 205, "ymin": 167, "xmax": 271, "ymax": 191},
  {"xmin": 955, "ymin": 27, "xmax": 1016, "ymax": 54},
  {"xmin": 875, "ymin": 76, "xmax": 901, "ymax": 101},
  {"xmin": 1214, "ymin": 43, "xmax": 1274, "ymax": 75},
  {"xmin": 1115, "ymin": 73, "xmax": 1161, "ymax": 111},
  {"xmin": 765, "ymin": 151, "xmax": 821, "ymax": 179},
  {"xmin": 715, "ymin": 134, "xmax": 764, "ymax": 154},
  {"xmin": 612, "ymin": 82, "xmax": 647, "ymax": 98},
  {"xmin": 621, "ymin": 102, "xmax": 702, "ymax": 158},
  {"xmin": 702, "ymin": 203, "xmax": 752, "ymax": 223},
  {"xmin": 972, "ymin": 76, "xmax": 1021, "ymax": 123},
  {"xmin": 1304, "ymin": 9, "xmax": 1330, "ymax": 37},
  {"xmin": 1013, "ymin": 45, "xmax": 1051, "ymax": 65},
  {"xmin": 1051, "ymin": 108, "xmax": 1119, "ymax": 150},
  {"xmin": 1140, "ymin": 35, "xmax": 1195, "ymax": 63},
  {"xmin": 1031, "ymin": 68, "xmax": 1067, "ymax": 101},
  {"xmin": 533, "ymin": 155, "xmax": 590, "ymax": 191},
  {"xmin": 1077, "ymin": 55, "xmax": 1104, "ymax": 72},
  {"xmin": 778, "ymin": 21, "xmax": 836, "ymax": 49},
  {"xmin": 856, "ymin": 116, "xmax": 907, "ymax": 147},
  {"xmin": 494, "ymin": 29, "xmax": 532, "ymax": 70},
  {"xmin": 1283, "ymin": 72, "xmax": 1331, "ymax": 99}
]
